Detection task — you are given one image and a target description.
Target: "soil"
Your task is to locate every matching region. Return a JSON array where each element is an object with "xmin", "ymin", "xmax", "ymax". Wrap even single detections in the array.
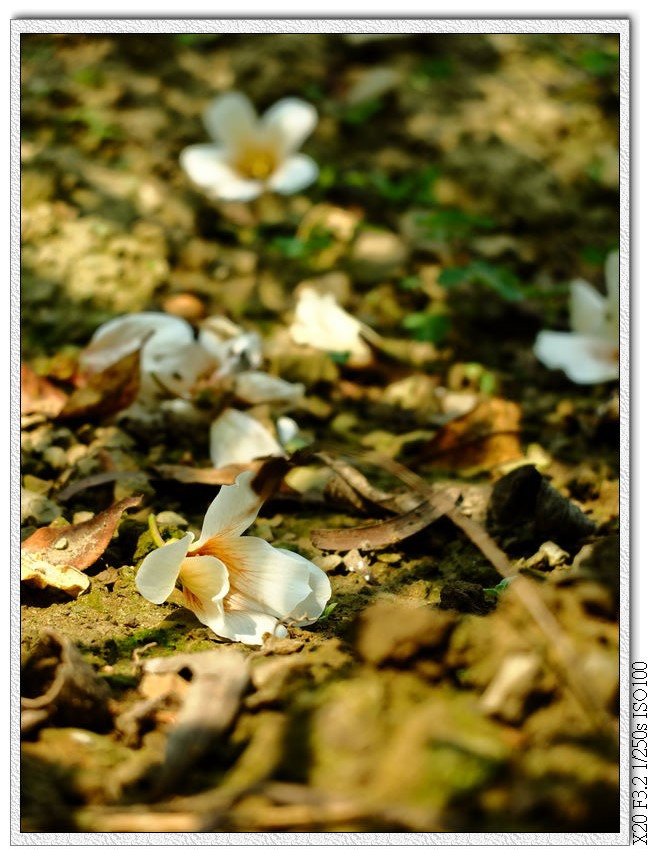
[{"xmin": 20, "ymin": 32, "xmax": 621, "ymax": 834}]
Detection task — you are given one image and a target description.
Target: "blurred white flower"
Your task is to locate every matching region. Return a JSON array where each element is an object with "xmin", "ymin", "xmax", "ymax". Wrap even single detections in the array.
[
  {"xmin": 289, "ymin": 287, "xmax": 373, "ymax": 366},
  {"xmin": 80, "ymin": 312, "xmax": 215, "ymax": 400},
  {"xmin": 180, "ymin": 92, "xmax": 319, "ymax": 202},
  {"xmin": 533, "ymin": 251, "xmax": 619, "ymax": 385},
  {"xmin": 210, "ymin": 408, "xmax": 285, "ymax": 468},
  {"xmin": 136, "ymin": 471, "xmax": 331, "ymax": 645}
]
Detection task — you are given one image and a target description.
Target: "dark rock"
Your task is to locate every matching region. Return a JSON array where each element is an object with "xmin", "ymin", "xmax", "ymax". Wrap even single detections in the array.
[
  {"xmin": 439, "ymin": 580, "xmax": 495, "ymax": 615},
  {"xmin": 487, "ymin": 465, "xmax": 596, "ymax": 556}
]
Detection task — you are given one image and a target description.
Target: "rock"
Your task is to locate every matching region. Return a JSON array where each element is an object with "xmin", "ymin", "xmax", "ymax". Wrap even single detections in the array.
[
  {"xmin": 479, "ymin": 652, "xmax": 543, "ymax": 724},
  {"xmin": 162, "ymin": 292, "xmax": 206, "ymax": 322},
  {"xmin": 349, "ymin": 229, "xmax": 409, "ymax": 283},
  {"xmin": 21, "ymin": 488, "xmax": 62, "ymax": 525},
  {"xmin": 526, "ymin": 540, "xmax": 570, "ymax": 570},
  {"xmin": 487, "ymin": 465, "xmax": 596, "ymax": 555},
  {"xmin": 355, "ymin": 598, "xmax": 457, "ymax": 665},
  {"xmin": 439, "ymin": 580, "xmax": 495, "ymax": 615}
]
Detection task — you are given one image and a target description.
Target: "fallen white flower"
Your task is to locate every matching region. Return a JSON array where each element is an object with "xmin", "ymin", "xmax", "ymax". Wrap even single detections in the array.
[
  {"xmin": 198, "ymin": 315, "xmax": 263, "ymax": 375},
  {"xmin": 289, "ymin": 287, "xmax": 373, "ymax": 366},
  {"xmin": 232, "ymin": 371, "xmax": 305, "ymax": 407},
  {"xmin": 210, "ymin": 408, "xmax": 285, "ymax": 469},
  {"xmin": 533, "ymin": 251, "xmax": 619, "ymax": 384},
  {"xmin": 180, "ymin": 91, "xmax": 319, "ymax": 202},
  {"xmin": 80, "ymin": 312, "xmax": 216, "ymax": 400},
  {"xmin": 136, "ymin": 471, "xmax": 331, "ymax": 645}
]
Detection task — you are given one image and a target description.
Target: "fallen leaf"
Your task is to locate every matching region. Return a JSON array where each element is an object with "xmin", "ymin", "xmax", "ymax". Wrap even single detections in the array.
[
  {"xmin": 57, "ymin": 470, "xmax": 147, "ymax": 503},
  {"xmin": 311, "ymin": 497, "xmax": 454, "ymax": 551},
  {"xmin": 20, "ymin": 551, "xmax": 90, "ymax": 598},
  {"xmin": 143, "ymin": 650, "xmax": 250, "ymax": 796},
  {"xmin": 422, "ymin": 397, "xmax": 523, "ymax": 470},
  {"xmin": 21, "ymin": 496, "xmax": 142, "ymax": 570},
  {"xmin": 58, "ymin": 346, "xmax": 142, "ymax": 422},
  {"xmin": 20, "ymin": 363, "xmax": 67, "ymax": 417},
  {"xmin": 156, "ymin": 462, "xmax": 264, "ymax": 485}
]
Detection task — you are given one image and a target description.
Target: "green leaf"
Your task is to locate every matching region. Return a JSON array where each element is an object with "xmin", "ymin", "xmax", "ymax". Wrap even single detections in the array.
[
  {"xmin": 484, "ymin": 578, "xmax": 511, "ymax": 599},
  {"xmin": 439, "ymin": 261, "xmax": 527, "ymax": 301},
  {"xmin": 402, "ymin": 312, "xmax": 450, "ymax": 344}
]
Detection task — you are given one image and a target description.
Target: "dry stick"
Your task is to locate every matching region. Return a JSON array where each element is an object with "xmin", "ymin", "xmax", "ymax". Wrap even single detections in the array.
[{"xmin": 346, "ymin": 451, "xmax": 617, "ymax": 739}]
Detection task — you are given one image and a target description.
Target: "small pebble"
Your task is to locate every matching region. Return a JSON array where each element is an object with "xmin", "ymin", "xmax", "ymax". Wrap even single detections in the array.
[{"xmin": 162, "ymin": 293, "xmax": 206, "ymax": 323}]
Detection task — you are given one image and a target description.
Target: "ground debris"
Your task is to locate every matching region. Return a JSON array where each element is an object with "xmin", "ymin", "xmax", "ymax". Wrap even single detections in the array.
[
  {"xmin": 354, "ymin": 598, "xmax": 457, "ymax": 666},
  {"xmin": 21, "ymin": 495, "xmax": 142, "ymax": 571},
  {"xmin": 21, "ymin": 630, "xmax": 112, "ymax": 735},
  {"xmin": 487, "ymin": 465, "xmax": 596, "ymax": 554}
]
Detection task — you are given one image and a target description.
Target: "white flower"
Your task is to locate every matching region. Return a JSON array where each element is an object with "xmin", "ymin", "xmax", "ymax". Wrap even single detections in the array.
[
  {"xmin": 199, "ymin": 315, "xmax": 263, "ymax": 375},
  {"xmin": 289, "ymin": 287, "xmax": 373, "ymax": 366},
  {"xmin": 180, "ymin": 92, "xmax": 319, "ymax": 202},
  {"xmin": 533, "ymin": 251, "xmax": 619, "ymax": 385},
  {"xmin": 210, "ymin": 408, "xmax": 285, "ymax": 468},
  {"xmin": 80, "ymin": 312, "xmax": 216, "ymax": 400},
  {"xmin": 136, "ymin": 471, "xmax": 331, "ymax": 645}
]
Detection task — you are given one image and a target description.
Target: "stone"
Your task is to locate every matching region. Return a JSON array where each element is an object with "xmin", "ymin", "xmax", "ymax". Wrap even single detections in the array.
[{"xmin": 349, "ymin": 229, "xmax": 409, "ymax": 283}]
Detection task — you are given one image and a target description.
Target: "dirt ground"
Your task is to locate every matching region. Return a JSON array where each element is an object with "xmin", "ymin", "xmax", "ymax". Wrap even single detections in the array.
[{"xmin": 20, "ymin": 32, "xmax": 621, "ymax": 834}]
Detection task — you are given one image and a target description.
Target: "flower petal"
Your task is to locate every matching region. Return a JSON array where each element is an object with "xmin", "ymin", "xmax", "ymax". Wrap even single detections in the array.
[
  {"xmin": 262, "ymin": 97, "xmax": 317, "ymax": 153},
  {"xmin": 136, "ymin": 533, "xmax": 193, "ymax": 604},
  {"xmin": 206, "ymin": 609, "xmax": 280, "ymax": 646},
  {"xmin": 209, "ymin": 408, "xmax": 284, "ymax": 470},
  {"xmin": 178, "ymin": 554, "xmax": 230, "ymax": 625},
  {"xmin": 203, "ymin": 92, "xmax": 257, "ymax": 149},
  {"xmin": 267, "ymin": 154, "xmax": 319, "ymax": 195},
  {"xmin": 233, "ymin": 371, "xmax": 305, "ymax": 406},
  {"xmin": 276, "ymin": 548, "xmax": 332, "ymax": 625},
  {"xmin": 81, "ymin": 313, "xmax": 193, "ymax": 375},
  {"xmin": 180, "ymin": 144, "xmax": 263, "ymax": 201},
  {"xmin": 276, "ymin": 416, "xmax": 300, "ymax": 447},
  {"xmin": 191, "ymin": 469, "xmax": 263, "ymax": 548},
  {"xmin": 142, "ymin": 338, "xmax": 215, "ymax": 400},
  {"xmin": 290, "ymin": 288, "xmax": 372, "ymax": 366},
  {"xmin": 199, "ymin": 316, "xmax": 263, "ymax": 372},
  {"xmin": 533, "ymin": 331, "xmax": 619, "ymax": 384},
  {"xmin": 569, "ymin": 279, "xmax": 607, "ymax": 338},
  {"xmin": 216, "ymin": 535, "xmax": 312, "ymax": 618}
]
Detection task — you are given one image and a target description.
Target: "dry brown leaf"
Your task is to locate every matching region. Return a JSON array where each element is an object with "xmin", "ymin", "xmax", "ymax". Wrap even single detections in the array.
[
  {"xmin": 21, "ymin": 495, "xmax": 142, "ymax": 571},
  {"xmin": 311, "ymin": 497, "xmax": 455, "ymax": 551},
  {"xmin": 20, "ymin": 363, "xmax": 68, "ymax": 417},
  {"xmin": 156, "ymin": 462, "xmax": 265, "ymax": 485},
  {"xmin": 58, "ymin": 346, "xmax": 142, "ymax": 421},
  {"xmin": 423, "ymin": 396, "xmax": 523, "ymax": 470}
]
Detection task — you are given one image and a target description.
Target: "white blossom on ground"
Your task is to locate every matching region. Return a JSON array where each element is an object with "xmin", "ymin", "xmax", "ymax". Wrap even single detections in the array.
[
  {"xmin": 136, "ymin": 471, "xmax": 331, "ymax": 645},
  {"xmin": 180, "ymin": 92, "xmax": 319, "ymax": 202},
  {"xmin": 80, "ymin": 312, "xmax": 216, "ymax": 400},
  {"xmin": 210, "ymin": 408, "xmax": 285, "ymax": 468},
  {"xmin": 289, "ymin": 287, "xmax": 373, "ymax": 366},
  {"xmin": 533, "ymin": 251, "xmax": 619, "ymax": 385}
]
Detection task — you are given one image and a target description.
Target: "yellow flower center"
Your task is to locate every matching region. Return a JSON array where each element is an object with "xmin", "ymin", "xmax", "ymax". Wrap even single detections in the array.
[{"xmin": 234, "ymin": 145, "xmax": 277, "ymax": 181}]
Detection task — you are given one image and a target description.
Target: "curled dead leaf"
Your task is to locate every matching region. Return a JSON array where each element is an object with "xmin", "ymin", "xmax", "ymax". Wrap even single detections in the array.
[
  {"xmin": 21, "ymin": 495, "xmax": 142, "ymax": 571},
  {"xmin": 21, "ymin": 551, "xmax": 90, "ymax": 598},
  {"xmin": 58, "ymin": 346, "xmax": 142, "ymax": 422},
  {"xmin": 423, "ymin": 397, "xmax": 523, "ymax": 470},
  {"xmin": 20, "ymin": 363, "xmax": 67, "ymax": 418}
]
